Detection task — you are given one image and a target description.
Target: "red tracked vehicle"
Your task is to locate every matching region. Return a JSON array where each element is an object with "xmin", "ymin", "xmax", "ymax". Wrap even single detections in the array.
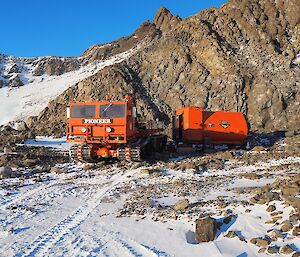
[
  {"xmin": 66, "ymin": 95, "xmax": 167, "ymax": 162},
  {"xmin": 66, "ymin": 96, "xmax": 248, "ymax": 162}
]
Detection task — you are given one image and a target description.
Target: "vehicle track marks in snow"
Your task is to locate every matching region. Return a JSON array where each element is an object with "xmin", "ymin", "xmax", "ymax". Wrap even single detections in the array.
[
  {"xmin": 15, "ymin": 170, "xmax": 138, "ymax": 257},
  {"xmin": 0, "ymin": 179, "xmax": 57, "ymax": 210}
]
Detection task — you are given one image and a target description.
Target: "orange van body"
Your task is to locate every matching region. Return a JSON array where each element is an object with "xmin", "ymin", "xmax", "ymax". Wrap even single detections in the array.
[{"xmin": 173, "ymin": 106, "xmax": 248, "ymax": 145}]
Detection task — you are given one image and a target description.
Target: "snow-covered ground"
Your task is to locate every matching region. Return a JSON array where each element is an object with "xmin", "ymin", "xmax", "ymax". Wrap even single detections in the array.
[
  {"xmin": 0, "ymin": 138, "xmax": 299, "ymax": 257},
  {"xmin": 0, "ymin": 49, "xmax": 134, "ymax": 126}
]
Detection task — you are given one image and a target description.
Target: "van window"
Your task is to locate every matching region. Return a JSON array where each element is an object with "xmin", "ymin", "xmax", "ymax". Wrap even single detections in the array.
[
  {"xmin": 100, "ymin": 104, "xmax": 125, "ymax": 118},
  {"xmin": 71, "ymin": 105, "xmax": 96, "ymax": 118}
]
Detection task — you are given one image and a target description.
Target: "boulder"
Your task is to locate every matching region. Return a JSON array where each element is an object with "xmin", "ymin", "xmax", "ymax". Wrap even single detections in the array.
[
  {"xmin": 140, "ymin": 168, "xmax": 156, "ymax": 175},
  {"xmin": 285, "ymin": 197, "xmax": 300, "ymax": 211},
  {"xmin": 269, "ymin": 229, "xmax": 283, "ymax": 240},
  {"xmin": 281, "ymin": 222, "xmax": 293, "ymax": 232},
  {"xmin": 256, "ymin": 238, "xmax": 271, "ymax": 247},
  {"xmin": 0, "ymin": 166, "xmax": 14, "ymax": 179},
  {"xmin": 23, "ymin": 158, "xmax": 38, "ymax": 167},
  {"xmin": 173, "ymin": 199, "xmax": 189, "ymax": 211},
  {"xmin": 281, "ymin": 185, "xmax": 299, "ymax": 196},
  {"xmin": 243, "ymin": 173, "xmax": 259, "ymax": 180},
  {"xmin": 267, "ymin": 245, "xmax": 279, "ymax": 254},
  {"xmin": 13, "ymin": 121, "xmax": 28, "ymax": 132},
  {"xmin": 292, "ymin": 227, "xmax": 300, "ymax": 236},
  {"xmin": 266, "ymin": 205, "xmax": 276, "ymax": 212},
  {"xmin": 195, "ymin": 216, "xmax": 218, "ymax": 242},
  {"xmin": 280, "ymin": 245, "xmax": 294, "ymax": 255}
]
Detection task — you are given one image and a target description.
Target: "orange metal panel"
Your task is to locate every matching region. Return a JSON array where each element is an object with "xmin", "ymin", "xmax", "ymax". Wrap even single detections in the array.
[
  {"xmin": 203, "ymin": 111, "xmax": 248, "ymax": 144},
  {"xmin": 174, "ymin": 106, "xmax": 248, "ymax": 145}
]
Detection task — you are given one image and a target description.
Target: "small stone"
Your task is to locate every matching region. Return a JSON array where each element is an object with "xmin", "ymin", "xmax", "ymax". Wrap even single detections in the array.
[
  {"xmin": 33, "ymin": 176, "xmax": 43, "ymax": 183},
  {"xmin": 251, "ymin": 146, "xmax": 265, "ymax": 152},
  {"xmin": 269, "ymin": 229, "xmax": 283, "ymax": 240},
  {"xmin": 173, "ymin": 199, "xmax": 189, "ymax": 211},
  {"xmin": 140, "ymin": 168, "xmax": 157, "ymax": 175},
  {"xmin": 285, "ymin": 197, "xmax": 300, "ymax": 211},
  {"xmin": 281, "ymin": 222, "xmax": 293, "ymax": 232},
  {"xmin": 250, "ymin": 238, "xmax": 257, "ymax": 245},
  {"xmin": 266, "ymin": 204, "xmax": 276, "ymax": 212},
  {"xmin": 50, "ymin": 166, "xmax": 67, "ymax": 174},
  {"xmin": 256, "ymin": 238, "xmax": 271, "ymax": 247},
  {"xmin": 242, "ymin": 173, "xmax": 259, "ymax": 180},
  {"xmin": 272, "ymin": 216, "xmax": 282, "ymax": 222},
  {"xmin": 23, "ymin": 158, "xmax": 38, "ymax": 167},
  {"xmin": 292, "ymin": 252, "xmax": 300, "ymax": 257},
  {"xmin": 3, "ymin": 147, "xmax": 12, "ymax": 154},
  {"xmin": 292, "ymin": 227, "xmax": 300, "ymax": 237},
  {"xmin": 265, "ymin": 220, "xmax": 275, "ymax": 224},
  {"xmin": 290, "ymin": 214, "xmax": 300, "ymax": 224},
  {"xmin": 83, "ymin": 163, "xmax": 95, "ymax": 170},
  {"xmin": 225, "ymin": 231, "xmax": 237, "ymax": 238},
  {"xmin": 280, "ymin": 245, "xmax": 294, "ymax": 255},
  {"xmin": 167, "ymin": 162, "xmax": 178, "ymax": 170},
  {"xmin": 267, "ymin": 245, "xmax": 279, "ymax": 254},
  {"xmin": 258, "ymin": 247, "xmax": 266, "ymax": 253}
]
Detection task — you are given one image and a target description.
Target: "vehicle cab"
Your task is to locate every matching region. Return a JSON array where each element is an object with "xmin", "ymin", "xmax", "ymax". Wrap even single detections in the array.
[{"xmin": 66, "ymin": 95, "xmax": 137, "ymax": 145}]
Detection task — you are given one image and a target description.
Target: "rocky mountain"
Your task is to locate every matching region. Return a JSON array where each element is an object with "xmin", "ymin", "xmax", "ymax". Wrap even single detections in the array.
[
  {"xmin": 0, "ymin": 54, "xmax": 81, "ymax": 88},
  {"xmin": 0, "ymin": 19, "xmax": 159, "ymax": 89},
  {"xmin": 81, "ymin": 20, "xmax": 161, "ymax": 64},
  {"xmin": 5, "ymin": 0, "xmax": 300, "ymax": 136}
]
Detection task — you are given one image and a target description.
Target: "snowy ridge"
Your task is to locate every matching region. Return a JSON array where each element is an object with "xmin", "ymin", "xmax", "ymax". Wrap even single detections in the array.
[{"xmin": 0, "ymin": 49, "xmax": 135, "ymax": 126}]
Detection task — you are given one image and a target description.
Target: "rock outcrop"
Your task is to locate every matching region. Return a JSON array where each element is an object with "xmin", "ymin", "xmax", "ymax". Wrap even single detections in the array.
[
  {"xmin": 153, "ymin": 7, "xmax": 181, "ymax": 33},
  {"xmin": 32, "ymin": 57, "xmax": 81, "ymax": 76},
  {"xmin": 8, "ymin": 75, "xmax": 24, "ymax": 87}
]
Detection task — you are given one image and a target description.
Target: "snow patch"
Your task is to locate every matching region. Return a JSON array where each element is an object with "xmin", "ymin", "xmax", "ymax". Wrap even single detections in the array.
[{"xmin": 0, "ymin": 50, "xmax": 134, "ymax": 125}]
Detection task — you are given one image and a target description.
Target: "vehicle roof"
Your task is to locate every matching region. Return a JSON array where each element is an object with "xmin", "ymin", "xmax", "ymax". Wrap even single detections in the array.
[{"xmin": 69, "ymin": 101, "xmax": 127, "ymax": 106}]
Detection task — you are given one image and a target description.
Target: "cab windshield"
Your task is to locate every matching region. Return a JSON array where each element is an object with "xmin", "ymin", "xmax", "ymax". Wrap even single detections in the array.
[
  {"xmin": 71, "ymin": 105, "xmax": 96, "ymax": 118},
  {"xmin": 100, "ymin": 104, "xmax": 125, "ymax": 118}
]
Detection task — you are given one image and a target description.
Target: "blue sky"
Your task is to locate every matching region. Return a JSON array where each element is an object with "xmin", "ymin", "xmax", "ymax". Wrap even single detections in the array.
[{"xmin": 1, "ymin": 0, "xmax": 227, "ymax": 57}]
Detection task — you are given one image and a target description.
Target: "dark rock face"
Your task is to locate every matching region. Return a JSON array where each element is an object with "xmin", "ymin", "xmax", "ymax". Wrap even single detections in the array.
[
  {"xmin": 8, "ymin": 75, "xmax": 24, "ymax": 87},
  {"xmin": 8, "ymin": 64, "xmax": 20, "ymax": 74},
  {"xmin": 30, "ymin": 0, "xmax": 300, "ymax": 135},
  {"xmin": 32, "ymin": 57, "xmax": 81, "ymax": 76},
  {"xmin": 195, "ymin": 217, "xmax": 218, "ymax": 242}
]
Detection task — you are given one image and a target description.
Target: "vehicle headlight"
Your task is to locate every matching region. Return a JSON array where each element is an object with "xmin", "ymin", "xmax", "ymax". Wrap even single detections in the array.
[
  {"xmin": 106, "ymin": 126, "xmax": 112, "ymax": 132},
  {"xmin": 81, "ymin": 127, "xmax": 86, "ymax": 132}
]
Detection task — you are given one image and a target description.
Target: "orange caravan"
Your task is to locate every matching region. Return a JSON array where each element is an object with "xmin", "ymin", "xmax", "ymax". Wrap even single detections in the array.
[
  {"xmin": 173, "ymin": 106, "xmax": 248, "ymax": 146},
  {"xmin": 66, "ymin": 95, "xmax": 166, "ymax": 162}
]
